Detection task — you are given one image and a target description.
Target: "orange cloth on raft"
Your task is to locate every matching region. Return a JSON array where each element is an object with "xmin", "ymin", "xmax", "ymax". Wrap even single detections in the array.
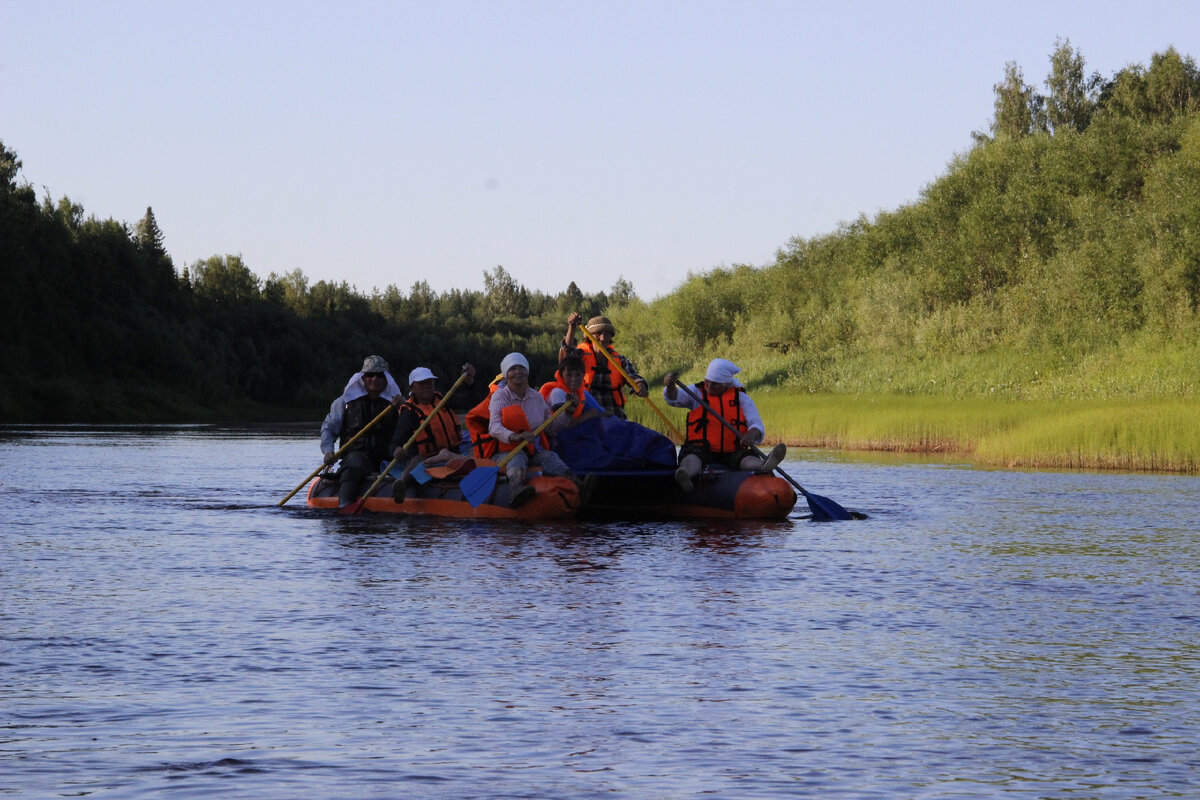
[{"xmin": 495, "ymin": 405, "xmax": 550, "ymax": 454}]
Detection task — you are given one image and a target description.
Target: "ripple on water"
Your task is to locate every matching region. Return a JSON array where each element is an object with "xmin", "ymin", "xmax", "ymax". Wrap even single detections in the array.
[{"xmin": 1, "ymin": 429, "xmax": 1197, "ymax": 798}]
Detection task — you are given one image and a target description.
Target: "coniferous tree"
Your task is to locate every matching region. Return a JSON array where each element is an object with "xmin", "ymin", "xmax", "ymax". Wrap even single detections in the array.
[{"xmin": 134, "ymin": 206, "xmax": 172, "ymax": 268}]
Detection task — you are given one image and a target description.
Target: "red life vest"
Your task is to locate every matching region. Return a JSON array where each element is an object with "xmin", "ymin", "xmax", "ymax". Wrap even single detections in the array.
[
  {"xmin": 685, "ymin": 383, "xmax": 747, "ymax": 454},
  {"xmin": 539, "ymin": 374, "xmax": 587, "ymax": 419},
  {"xmin": 494, "ymin": 405, "xmax": 550, "ymax": 454},
  {"xmin": 401, "ymin": 392, "xmax": 461, "ymax": 457},
  {"xmin": 577, "ymin": 340, "xmax": 628, "ymax": 410},
  {"xmin": 465, "ymin": 377, "xmax": 502, "ymax": 459}
]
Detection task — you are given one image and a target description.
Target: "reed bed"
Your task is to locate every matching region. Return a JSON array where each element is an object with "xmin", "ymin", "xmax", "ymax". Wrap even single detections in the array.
[{"xmin": 627, "ymin": 393, "xmax": 1200, "ymax": 474}]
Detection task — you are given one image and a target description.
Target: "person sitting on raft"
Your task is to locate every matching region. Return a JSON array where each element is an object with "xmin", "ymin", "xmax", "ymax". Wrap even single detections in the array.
[
  {"xmin": 389, "ymin": 363, "xmax": 475, "ymax": 501},
  {"xmin": 662, "ymin": 358, "xmax": 787, "ymax": 493},
  {"xmin": 539, "ymin": 354, "xmax": 605, "ymax": 431},
  {"xmin": 489, "ymin": 352, "xmax": 580, "ymax": 507},
  {"xmin": 559, "ymin": 313, "xmax": 648, "ymax": 420},
  {"xmin": 320, "ymin": 355, "xmax": 405, "ymax": 510}
]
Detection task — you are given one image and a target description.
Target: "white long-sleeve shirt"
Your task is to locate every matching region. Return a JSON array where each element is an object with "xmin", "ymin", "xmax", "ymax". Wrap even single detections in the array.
[
  {"xmin": 488, "ymin": 382, "xmax": 571, "ymax": 447},
  {"xmin": 662, "ymin": 383, "xmax": 765, "ymax": 444}
]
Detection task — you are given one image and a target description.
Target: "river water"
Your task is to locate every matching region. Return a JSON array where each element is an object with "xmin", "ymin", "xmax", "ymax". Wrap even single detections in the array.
[{"xmin": 1, "ymin": 425, "xmax": 1196, "ymax": 799}]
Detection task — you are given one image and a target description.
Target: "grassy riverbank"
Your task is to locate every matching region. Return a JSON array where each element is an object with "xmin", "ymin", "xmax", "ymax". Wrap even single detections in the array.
[{"xmin": 627, "ymin": 394, "xmax": 1200, "ymax": 474}]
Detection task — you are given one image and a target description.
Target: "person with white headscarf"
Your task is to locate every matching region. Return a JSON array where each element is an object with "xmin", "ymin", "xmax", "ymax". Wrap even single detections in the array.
[
  {"xmin": 319, "ymin": 355, "xmax": 404, "ymax": 508},
  {"xmin": 488, "ymin": 352, "xmax": 585, "ymax": 506},
  {"xmin": 662, "ymin": 358, "xmax": 786, "ymax": 492}
]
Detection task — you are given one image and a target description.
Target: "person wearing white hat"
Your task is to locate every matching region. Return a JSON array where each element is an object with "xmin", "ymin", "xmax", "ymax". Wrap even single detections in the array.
[
  {"xmin": 662, "ymin": 358, "xmax": 786, "ymax": 492},
  {"xmin": 319, "ymin": 355, "xmax": 405, "ymax": 508},
  {"xmin": 488, "ymin": 352, "xmax": 582, "ymax": 506}
]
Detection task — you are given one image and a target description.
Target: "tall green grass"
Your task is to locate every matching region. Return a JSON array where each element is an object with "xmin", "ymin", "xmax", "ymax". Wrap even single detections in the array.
[{"xmin": 626, "ymin": 393, "xmax": 1200, "ymax": 473}]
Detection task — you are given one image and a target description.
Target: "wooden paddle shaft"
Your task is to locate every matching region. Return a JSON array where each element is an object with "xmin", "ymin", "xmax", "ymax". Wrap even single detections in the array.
[
  {"xmin": 577, "ymin": 323, "xmax": 684, "ymax": 441},
  {"xmin": 347, "ymin": 370, "xmax": 472, "ymax": 511},
  {"xmin": 278, "ymin": 400, "xmax": 396, "ymax": 506}
]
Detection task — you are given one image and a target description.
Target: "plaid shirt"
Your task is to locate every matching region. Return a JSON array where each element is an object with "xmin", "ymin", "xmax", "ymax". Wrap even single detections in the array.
[{"xmin": 558, "ymin": 339, "xmax": 646, "ymax": 419}]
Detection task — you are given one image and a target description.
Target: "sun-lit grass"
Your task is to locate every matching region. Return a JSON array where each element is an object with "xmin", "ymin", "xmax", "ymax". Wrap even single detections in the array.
[{"xmin": 626, "ymin": 392, "xmax": 1200, "ymax": 474}]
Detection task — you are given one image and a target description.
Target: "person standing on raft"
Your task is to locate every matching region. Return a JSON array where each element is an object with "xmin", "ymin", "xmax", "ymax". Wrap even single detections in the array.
[
  {"xmin": 559, "ymin": 313, "xmax": 648, "ymax": 420},
  {"xmin": 662, "ymin": 358, "xmax": 787, "ymax": 493}
]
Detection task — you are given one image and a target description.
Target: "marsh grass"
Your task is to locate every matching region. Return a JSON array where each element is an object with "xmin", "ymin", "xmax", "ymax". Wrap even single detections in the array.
[{"xmin": 627, "ymin": 394, "xmax": 1200, "ymax": 474}]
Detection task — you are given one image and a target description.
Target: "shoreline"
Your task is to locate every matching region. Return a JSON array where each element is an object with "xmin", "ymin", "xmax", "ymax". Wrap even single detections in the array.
[
  {"xmin": 629, "ymin": 393, "xmax": 1200, "ymax": 476},
  {"xmin": 7, "ymin": 393, "xmax": 1198, "ymax": 476}
]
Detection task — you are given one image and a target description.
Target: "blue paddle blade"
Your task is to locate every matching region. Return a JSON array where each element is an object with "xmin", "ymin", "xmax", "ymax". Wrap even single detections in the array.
[
  {"xmin": 409, "ymin": 462, "xmax": 432, "ymax": 484},
  {"xmin": 802, "ymin": 489, "xmax": 854, "ymax": 521},
  {"xmin": 460, "ymin": 467, "xmax": 499, "ymax": 508}
]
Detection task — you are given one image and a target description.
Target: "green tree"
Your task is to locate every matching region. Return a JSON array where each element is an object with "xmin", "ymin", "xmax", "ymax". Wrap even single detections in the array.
[
  {"xmin": 134, "ymin": 207, "xmax": 171, "ymax": 268},
  {"xmin": 190, "ymin": 254, "xmax": 261, "ymax": 305},
  {"xmin": 609, "ymin": 276, "xmax": 636, "ymax": 306},
  {"xmin": 1101, "ymin": 48, "xmax": 1200, "ymax": 123},
  {"xmin": 263, "ymin": 268, "xmax": 310, "ymax": 313},
  {"xmin": 991, "ymin": 61, "xmax": 1042, "ymax": 138},
  {"xmin": 0, "ymin": 139, "xmax": 20, "ymax": 188},
  {"xmin": 1145, "ymin": 47, "xmax": 1200, "ymax": 119},
  {"xmin": 1045, "ymin": 38, "xmax": 1099, "ymax": 133},
  {"xmin": 483, "ymin": 265, "xmax": 524, "ymax": 317},
  {"xmin": 409, "ymin": 279, "xmax": 435, "ymax": 317}
]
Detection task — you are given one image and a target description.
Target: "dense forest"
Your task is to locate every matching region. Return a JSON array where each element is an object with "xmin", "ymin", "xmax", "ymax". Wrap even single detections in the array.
[
  {"xmin": 0, "ymin": 156, "xmax": 632, "ymax": 421},
  {"xmin": 3, "ymin": 41, "xmax": 1199, "ymax": 424}
]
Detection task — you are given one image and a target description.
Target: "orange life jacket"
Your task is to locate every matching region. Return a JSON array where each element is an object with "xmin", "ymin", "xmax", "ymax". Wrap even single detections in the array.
[
  {"xmin": 577, "ymin": 340, "xmax": 628, "ymax": 410},
  {"xmin": 494, "ymin": 405, "xmax": 550, "ymax": 454},
  {"xmin": 465, "ymin": 377, "xmax": 503, "ymax": 459},
  {"xmin": 685, "ymin": 383, "xmax": 747, "ymax": 454},
  {"xmin": 539, "ymin": 373, "xmax": 587, "ymax": 419},
  {"xmin": 400, "ymin": 392, "xmax": 461, "ymax": 457}
]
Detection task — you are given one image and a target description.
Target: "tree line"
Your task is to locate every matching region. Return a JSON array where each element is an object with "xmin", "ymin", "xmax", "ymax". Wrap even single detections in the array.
[
  {"xmin": 4, "ymin": 42, "xmax": 1199, "ymax": 423},
  {"xmin": 0, "ymin": 149, "xmax": 632, "ymax": 422}
]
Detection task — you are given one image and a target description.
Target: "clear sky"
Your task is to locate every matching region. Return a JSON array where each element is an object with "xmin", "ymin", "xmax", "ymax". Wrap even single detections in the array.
[{"xmin": 2, "ymin": 1, "xmax": 1196, "ymax": 300}]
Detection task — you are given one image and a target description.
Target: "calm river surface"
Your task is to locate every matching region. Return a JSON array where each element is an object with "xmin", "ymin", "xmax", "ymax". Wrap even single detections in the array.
[{"xmin": 1, "ymin": 425, "xmax": 1196, "ymax": 799}]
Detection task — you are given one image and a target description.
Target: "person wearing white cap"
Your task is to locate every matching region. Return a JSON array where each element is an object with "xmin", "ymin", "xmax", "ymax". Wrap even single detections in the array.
[
  {"xmin": 488, "ymin": 352, "xmax": 581, "ymax": 506},
  {"xmin": 319, "ymin": 355, "xmax": 405, "ymax": 508},
  {"xmin": 662, "ymin": 358, "xmax": 786, "ymax": 492},
  {"xmin": 386, "ymin": 363, "xmax": 476, "ymax": 501}
]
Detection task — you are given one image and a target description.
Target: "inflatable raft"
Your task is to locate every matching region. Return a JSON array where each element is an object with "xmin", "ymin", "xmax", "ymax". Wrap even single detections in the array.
[
  {"xmin": 579, "ymin": 466, "xmax": 797, "ymax": 520},
  {"xmin": 306, "ymin": 472, "xmax": 581, "ymax": 520}
]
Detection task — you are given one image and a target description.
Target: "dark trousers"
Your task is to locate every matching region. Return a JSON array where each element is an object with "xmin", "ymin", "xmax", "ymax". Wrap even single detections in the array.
[{"xmin": 337, "ymin": 451, "xmax": 374, "ymax": 505}]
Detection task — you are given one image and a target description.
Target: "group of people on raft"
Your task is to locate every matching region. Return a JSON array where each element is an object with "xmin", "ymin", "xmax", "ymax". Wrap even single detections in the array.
[{"xmin": 319, "ymin": 313, "xmax": 788, "ymax": 510}]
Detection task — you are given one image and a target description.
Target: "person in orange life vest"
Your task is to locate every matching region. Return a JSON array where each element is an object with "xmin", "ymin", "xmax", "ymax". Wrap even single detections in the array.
[
  {"xmin": 388, "ymin": 364, "xmax": 475, "ymax": 501},
  {"xmin": 559, "ymin": 313, "xmax": 648, "ymax": 419},
  {"xmin": 489, "ymin": 352, "xmax": 578, "ymax": 506},
  {"xmin": 539, "ymin": 354, "xmax": 605, "ymax": 433},
  {"xmin": 464, "ymin": 373, "xmax": 504, "ymax": 459},
  {"xmin": 662, "ymin": 358, "xmax": 787, "ymax": 493},
  {"xmin": 320, "ymin": 355, "xmax": 406, "ymax": 509}
]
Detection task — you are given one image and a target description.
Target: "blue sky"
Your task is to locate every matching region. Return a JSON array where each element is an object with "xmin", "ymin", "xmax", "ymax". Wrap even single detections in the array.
[{"xmin": 2, "ymin": 1, "xmax": 1196, "ymax": 300}]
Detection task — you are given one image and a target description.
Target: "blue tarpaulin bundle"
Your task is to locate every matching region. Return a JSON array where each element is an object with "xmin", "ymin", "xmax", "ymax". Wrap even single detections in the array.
[{"xmin": 554, "ymin": 416, "xmax": 678, "ymax": 472}]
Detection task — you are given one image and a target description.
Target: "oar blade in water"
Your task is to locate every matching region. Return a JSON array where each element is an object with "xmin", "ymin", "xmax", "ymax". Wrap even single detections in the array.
[{"xmin": 802, "ymin": 489, "xmax": 854, "ymax": 521}]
